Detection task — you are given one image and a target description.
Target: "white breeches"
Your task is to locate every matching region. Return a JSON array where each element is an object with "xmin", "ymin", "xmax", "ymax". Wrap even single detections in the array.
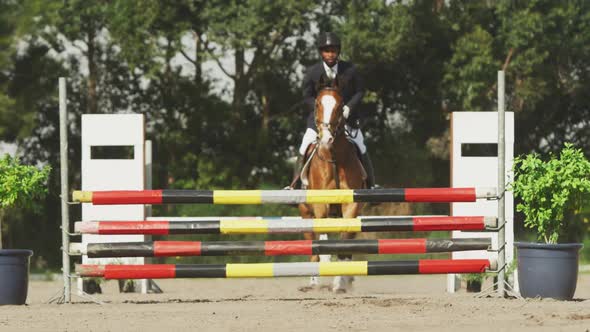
[{"xmin": 298, "ymin": 126, "xmax": 367, "ymax": 155}]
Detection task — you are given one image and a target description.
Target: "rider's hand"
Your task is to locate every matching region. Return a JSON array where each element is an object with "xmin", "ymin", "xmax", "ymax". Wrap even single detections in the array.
[{"xmin": 343, "ymin": 105, "xmax": 350, "ymax": 119}]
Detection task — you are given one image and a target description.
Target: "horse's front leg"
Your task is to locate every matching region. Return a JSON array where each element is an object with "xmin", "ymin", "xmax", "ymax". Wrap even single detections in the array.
[
  {"xmin": 298, "ymin": 203, "xmax": 329, "ymax": 292},
  {"xmin": 340, "ymin": 202, "xmax": 361, "ymax": 242},
  {"xmin": 332, "ymin": 202, "xmax": 362, "ymax": 293},
  {"xmin": 299, "ymin": 202, "xmax": 327, "ymax": 262}
]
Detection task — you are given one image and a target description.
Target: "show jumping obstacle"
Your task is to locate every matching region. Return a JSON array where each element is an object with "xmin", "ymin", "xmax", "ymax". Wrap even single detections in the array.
[
  {"xmin": 71, "ymin": 189, "xmax": 498, "ymax": 280},
  {"xmin": 57, "ymin": 75, "xmax": 514, "ymax": 302}
]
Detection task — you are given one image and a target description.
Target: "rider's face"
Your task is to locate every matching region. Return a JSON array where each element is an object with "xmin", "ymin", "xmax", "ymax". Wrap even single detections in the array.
[{"xmin": 320, "ymin": 46, "xmax": 340, "ymax": 67}]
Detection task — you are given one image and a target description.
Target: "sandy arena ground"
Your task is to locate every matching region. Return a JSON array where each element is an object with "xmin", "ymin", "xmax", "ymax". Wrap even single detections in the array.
[{"xmin": 2, "ymin": 274, "xmax": 589, "ymax": 332}]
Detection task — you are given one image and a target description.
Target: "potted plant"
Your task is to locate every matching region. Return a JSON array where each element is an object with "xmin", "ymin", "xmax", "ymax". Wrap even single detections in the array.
[
  {"xmin": 462, "ymin": 273, "xmax": 484, "ymax": 292},
  {"xmin": 0, "ymin": 154, "xmax": 50, "ymax": 305},
  {"xmin": 511, "ymin": 143, "xmax": 589, "ymax": 300}
]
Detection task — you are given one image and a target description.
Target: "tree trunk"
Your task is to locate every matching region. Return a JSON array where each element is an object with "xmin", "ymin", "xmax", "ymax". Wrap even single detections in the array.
[
  {"xmin": 261, "ymin": 93, "xmax": 270, "ymax": 131},
  {"xmin": 233, "ymin": 47, "xmax": 246, "ymax": 117},
  {"xmin": 87, "ymin": 28, "xmax": 98, "ymax": 114},
  {"xmin": 195, "ymin": 32, "xmax": 202, "ymax": 85}
]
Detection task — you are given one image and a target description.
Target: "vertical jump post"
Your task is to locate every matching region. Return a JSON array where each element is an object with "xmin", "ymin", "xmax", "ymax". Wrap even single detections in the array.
[
  {"xmin": 59, "ymin": 77, "xmax": 71, "ymax": 303},
  {"xmin": 447, "ymin": 75, "xmax": 514, "ymax": 294},
  {"xmin": 497, "ymin": 70, "xmax": 506, "ymax": 297}
]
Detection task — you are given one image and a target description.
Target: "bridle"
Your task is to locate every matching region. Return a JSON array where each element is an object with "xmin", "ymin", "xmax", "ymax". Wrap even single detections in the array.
[
  {"xmin": 315, "ymin": 88, "xmax": 346, "ymax": 142},
  {"xmin": 314, "ymin": 88, "xmax": 346, "ymax": 166}
]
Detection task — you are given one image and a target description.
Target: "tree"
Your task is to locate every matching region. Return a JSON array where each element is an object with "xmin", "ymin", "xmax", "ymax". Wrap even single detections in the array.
[
  {"xmin": 497, "ymin": 0, "xmax": 590, "ymax": 154},
  {"xmin": 0, "ymin": 0, "xmax": 17, "ymax": 136},
  {"xmin": 443, "ymin": 0, "xmax": 590, "ymax": 155}
]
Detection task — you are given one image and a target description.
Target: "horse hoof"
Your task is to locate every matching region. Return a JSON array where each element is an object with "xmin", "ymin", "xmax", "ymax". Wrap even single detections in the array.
[
  {"xmin": 332, "ymin": 276, "xmax": 354, "ymax": 294},
  {"xmin": 332, "ymin": 276, "xmax": 346, "ymax": 293},
  {"xmin": 332, "ymin": 287, "xmax": 347, "ymax": 294},
  {"xmin": 319, "ymin": 284, "xmax": 332, "ymax": 291},
  {"xmin": 347, "ymin": 276, "xmax": 355, "ymax": 286}
]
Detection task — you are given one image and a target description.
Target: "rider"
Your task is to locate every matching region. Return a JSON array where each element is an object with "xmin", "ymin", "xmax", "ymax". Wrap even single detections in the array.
[{"xmin": 290, "ymin": 32, "xmax": 376, "ymax": 189}]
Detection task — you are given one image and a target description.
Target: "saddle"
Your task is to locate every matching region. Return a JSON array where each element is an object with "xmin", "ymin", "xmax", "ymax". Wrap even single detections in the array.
[{"xmin": 299, "ymin": 138, "xmax": 367, "ymax": 189}]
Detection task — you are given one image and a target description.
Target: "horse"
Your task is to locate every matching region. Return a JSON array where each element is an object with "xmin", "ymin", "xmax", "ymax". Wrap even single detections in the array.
[{"xmin": 298, "ymin": 77, "xmax": 366, "ymax": 293}]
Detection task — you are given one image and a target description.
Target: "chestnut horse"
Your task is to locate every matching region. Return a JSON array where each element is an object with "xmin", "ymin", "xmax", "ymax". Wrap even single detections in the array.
[{"xmin": 298, "ymin": 80, "xmax": 366, "ymax": 293}]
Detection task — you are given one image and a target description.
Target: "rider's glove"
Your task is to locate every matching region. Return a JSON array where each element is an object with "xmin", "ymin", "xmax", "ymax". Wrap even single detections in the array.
[{"xmin": 343, "ymin": 105, "xmax": 351, "ymax": 119}]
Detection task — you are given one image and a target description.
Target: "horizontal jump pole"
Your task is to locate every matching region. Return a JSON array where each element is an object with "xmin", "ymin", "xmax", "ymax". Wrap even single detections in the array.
[
  {"xmin": 70, "ymin": 238, "xmax": 492, "ymax": 258},
  {"xmin": 144, "ymin": 215, "xmax": 449, "ymax": 222},
  {"xmin": 76, "ymin": 259, "xmax": 494, "ymax": 279},
  {"xmin": 72, "ymin": 188, "xmax": 497, "ymax": 205},
  {"xmin": 75, "ymin": 216, "xmax": 497, "ymax": 235}
]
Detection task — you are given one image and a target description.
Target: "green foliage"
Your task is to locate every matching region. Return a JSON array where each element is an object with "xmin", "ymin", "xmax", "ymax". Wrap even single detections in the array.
[
  {"xmin": 0, "ymin": 154, "xmax": 50, "ymax": 249},
  {"xmin": 0, "ymin": 155, "xmax": 50, "ymax": 209},
  {"xmin": 495, "ymin": 0, "xmax": 590, "ymax": 152},
  {"xmin": 0, "ymin": 0, "xmax": 17, "ymax": 69},
  {"xmin": 0, "ymin": 0, "xmax": 17, "ymax": 128},
  {"xmin": 444, "ymin": 26, "xmax": 499, "ymax": 112},
  {"xmin": 342, "ymin": 0, "xmax": 450, "ymax": 146},
  {"xmin": 511, "ymin": 143, "xmax": 590, "ymax": 244},
  {"xmin": 461, "ymin": 272, "xmax": 485, "ymax": 283},
  {"xmin": 505, "ymin": 259, "xmax": 517, "ymax": 280},
  {"xmin": 0, "ymin": 95, "xmax": 13, "ymax": 125}
]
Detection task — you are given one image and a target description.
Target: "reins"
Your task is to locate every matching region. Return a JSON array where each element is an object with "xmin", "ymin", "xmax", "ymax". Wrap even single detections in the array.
[{"xmin": 315, "ymin": 111, "xmax": 346, "ymax": 190}]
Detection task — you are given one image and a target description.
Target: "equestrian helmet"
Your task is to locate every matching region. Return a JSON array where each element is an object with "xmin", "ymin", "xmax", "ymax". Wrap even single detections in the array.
[{"xmin": 317, "ymin": 32, "xmax": 341, "ymax": 50}]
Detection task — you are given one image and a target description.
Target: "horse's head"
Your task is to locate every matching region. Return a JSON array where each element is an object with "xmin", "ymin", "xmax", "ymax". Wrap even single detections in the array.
[{"xmin": 315, "ymin": 76, "xmax": 344, "ymax": 149}]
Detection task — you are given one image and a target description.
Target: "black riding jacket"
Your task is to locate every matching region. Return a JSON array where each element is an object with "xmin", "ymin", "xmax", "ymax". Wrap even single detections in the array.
[{"xmin": 303, "ymin": 60, "xmax": 365, "ymax": 129}]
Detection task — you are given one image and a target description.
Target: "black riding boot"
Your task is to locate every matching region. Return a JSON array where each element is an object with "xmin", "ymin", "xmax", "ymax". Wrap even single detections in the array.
[
  {"xmin": 360, "ymin": 152, "xmax": 376, "ymax": 189},
  {"xmin": 286, "ymin": 155, "xmax": 305, "ymax": 189}
]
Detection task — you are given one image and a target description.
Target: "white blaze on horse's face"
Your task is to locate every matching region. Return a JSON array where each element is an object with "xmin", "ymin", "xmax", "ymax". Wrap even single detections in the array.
[{"xmin": 320, "ymin": 94, "xmax": 337, "ymax": 146}]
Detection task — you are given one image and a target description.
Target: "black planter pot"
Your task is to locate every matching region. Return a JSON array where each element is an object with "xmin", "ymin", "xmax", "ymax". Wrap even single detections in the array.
[
  {"xmin": 0, "ymin": 249, "xmax": 33, "ymax": 305},
  {"xmin": 515, "ymin": 242, "xmax": 583, "ymax": 300},
  {"xmin": 466, "ymin": 280, "xmax": 482, "ymax": 293}
]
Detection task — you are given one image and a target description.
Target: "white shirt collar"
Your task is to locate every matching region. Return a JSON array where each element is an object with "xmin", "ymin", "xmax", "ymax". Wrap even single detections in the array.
[{"xmin": 323, "ymin": 61, "xmax": 338, "ymax": 77}]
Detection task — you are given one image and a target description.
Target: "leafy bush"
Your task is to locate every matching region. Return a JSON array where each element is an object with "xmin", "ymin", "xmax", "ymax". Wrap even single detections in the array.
[
  {"xmin": 461, "ymin": 272, "xmax": 485, "ymax": 283},
  {"xmin": 511, "ymin": 143, "xmax": 590, "ymax": 244},
  {"xmin": 0, "ymin": 154, "xmax": 50, "ymax": 249}
]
